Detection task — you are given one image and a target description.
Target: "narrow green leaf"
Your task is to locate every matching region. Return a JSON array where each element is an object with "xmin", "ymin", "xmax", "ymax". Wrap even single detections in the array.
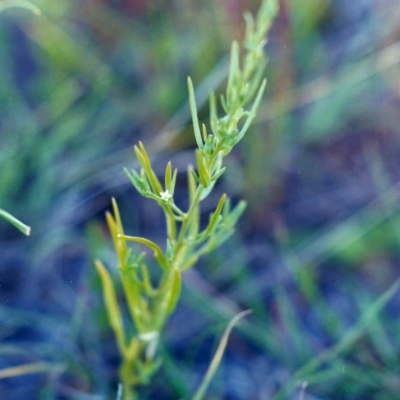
[
  {"xmin": 140, "ymin": 262, "xmax": 156, "ymax": 295},
  {"xmin": 167, "ymin": 268, "xmax": 181, "ymax": 314},
  {"xmin": 243, "ymin": 11, "xmax": 255, "ymax": 46},
  {"xmin": 220, "ymin": 94, "xmax": 228, "ymax": 114},
  {"xmin": 165, "ymin": 162, "xmax": 172, "ymax": 194},
  {"xmin": 211, "ymin": 167, "xmax": 226, "ymax": 182},
  {"xmin": 236, "ymin": 78, "xmax": 267, "ymax": 143},
  {"xmin": 255, "ymin": 0, "xmax": 279, "ymax": 40},
  {"xmin": 108, "ymin": 199, "xmax": 129, "ymax": 265},
  {"xmin": 225, "ymin": 200, "xmax": 247, "ymax": 228},
  {"xmin": 180, "ymin": 254, "xmax": 199, "ymax": 271},
  {"xmin": 226, "ymin": 41, "xmax": 240, "ymax": 106},
  {"xmin": 199, "ymin": 179, "xmax": 217, "ymax": 201},
  {"xmin": 105, "ymin": 211, "xmax": 118, "ymax": 240},
  {"xmin": 195, "ymin": 149, "xmax": 211, "ymax": 188},
  {"xmin": 118, "ymin": 235, "xmax": 168, "ymax": 270},
  {"xmin": 134, "ymin": 142, "xmax": 163, "ymax": 194},
  {"xmin": 0, "ymin": 209, "xmax": 30, "ymax": 236},
  {"xmin": 209, "ymin": 92, "xmax": 219, "ymax": 137},
  {"xmin": 124, "ymin": 167, "xmax": 148, "ymax": 195},
  {"xmin": 170, "ymin": 168, "xmax": 178, "ymax": 194},
  {"xmin": 203, "ymin": 134, "xmax": 215, "ymax": 158},
  {"xmin": 203, "ymin": 194, "xmax": 227, "ymax": 238},
  {"xmin": 134, "ymin": 143, "xmax": 147, "ymax": 167},
  {"xmin": 189, "ymin": 168, "xmax": 201, "ymax": 186},
  {"xmin": 187, "ymin": 77, "xmax": 204, "ymax": 150},
  {"xmin": 135, "ymin": 356, "xmax": 162, "ymax": 384},
  {"xmin": 95, "ymin": 260, "xmax": 127, "ymax": 355},
  {"xmin": 166, "ymin": 239, "xmax": 174, "ymax": 263},
  {"xmin": 243, "ymin": 59, "xmax": 267, "ymax": 104},
  {"xmin": 187, "ymin": 167, "xmax": 200, "ymax": 236},
  {"xmin": 111, "ymin": 198, "xmax": 124, "ymax": 234},
  {"xmin": 0, "ymin": 362, "xmax": 63, "ymax": 379}
]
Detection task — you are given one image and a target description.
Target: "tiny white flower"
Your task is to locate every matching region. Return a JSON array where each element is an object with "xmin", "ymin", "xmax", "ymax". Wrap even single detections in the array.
[{"xmin": 159, "ymin": 190, "xmax": 172, "ymax": 201}]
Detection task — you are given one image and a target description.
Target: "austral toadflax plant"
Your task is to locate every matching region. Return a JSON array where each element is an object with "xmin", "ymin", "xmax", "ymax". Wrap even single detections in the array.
[{"xmin": 95, "ymin": 0, "xmax": 278, "ymax": 398}]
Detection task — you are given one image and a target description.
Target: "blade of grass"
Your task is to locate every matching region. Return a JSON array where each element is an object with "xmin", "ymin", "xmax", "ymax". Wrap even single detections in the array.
[
  {"xmin": 192, "ymin": 309, "xmax": 251, "ymax": 400},
  {"xmin": 0, "ymin": 362, "xmax": 63, "ymax": 379},
  {"xmin": 0, "ymin": 208, "xmax": 31, "ymax": 236}
]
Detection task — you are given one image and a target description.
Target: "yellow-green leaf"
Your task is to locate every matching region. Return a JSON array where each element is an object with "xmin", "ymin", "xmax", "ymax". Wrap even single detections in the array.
[
  {"xmin": 118, "ymin": 235, "xmax": 168, "ymax": 270},
  {"xmin": 167, "ymin": 268, "xmax": 181, "ymax": 314},
  {"xmin": 95, "ymin": 260, "xmax": 126, "ymax": 355}
]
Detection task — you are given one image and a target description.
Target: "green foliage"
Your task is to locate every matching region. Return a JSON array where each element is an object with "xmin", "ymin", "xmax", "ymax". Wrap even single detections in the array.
[
  {"xmin": 0, "ymin": 1, "xmax": 36, "ymax": 238},
  {"xmin": 0, "ymin": 208, "xmax": 30, "ymax": 236},
  {"xmin": 0, "ymin": 0, "xmax": 40, "ymax": 15},
  {"xmin": 95, "ymin": 1, "xmax": 278, "ymax": 398}
]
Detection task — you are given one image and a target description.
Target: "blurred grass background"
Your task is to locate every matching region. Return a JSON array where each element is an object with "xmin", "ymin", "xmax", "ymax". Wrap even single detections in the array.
[{"xmin": 2, "ymin": 0, "xmax": 400, "ymax": 399}]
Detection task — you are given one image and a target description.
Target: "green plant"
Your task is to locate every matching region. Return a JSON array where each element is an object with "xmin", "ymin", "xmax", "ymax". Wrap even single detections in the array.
[
  {"xmin": 0, "ymin": 208, "xmax": 30, "ymax": 236},
  {"xmin": 0, "ymin": 0, "xmax": 40, "ymax": 14},
  {"xmin": 94, "ymin": 0, "xmax": 278, "ymax": 398},
  {"xmin": 0, "ymin": 2, "xmax": 39, "ymax": 238},
  {"xmin": 0, "ymin": 0, "xmax": 39, "ymax": 239}
]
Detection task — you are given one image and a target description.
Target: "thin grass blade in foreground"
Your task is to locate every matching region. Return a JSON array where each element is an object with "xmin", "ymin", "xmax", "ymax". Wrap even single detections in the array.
[
  {"xmin": 192, "ymin": 310, "xmax": 252, "ymax": 400},
  {"xmin": 0, "ymin": 208, "xmax": 31, "ymax": 236},
  {"xmin": 0, "ymin": 362, "xmax": 64, "ymax": 379}
]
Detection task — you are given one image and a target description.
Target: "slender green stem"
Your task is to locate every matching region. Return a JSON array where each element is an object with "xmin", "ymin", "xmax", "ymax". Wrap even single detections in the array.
[
  {"xmin": 164, "ymin": 207, "xmax": 177, "ymax": 242},
  {"xmin": 0, "ymin": 209, "xmax": 31, "ymax": 236},
  {"xmin": 170, "ymin": 203, "xmax": 186, "ymax": 218}
]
